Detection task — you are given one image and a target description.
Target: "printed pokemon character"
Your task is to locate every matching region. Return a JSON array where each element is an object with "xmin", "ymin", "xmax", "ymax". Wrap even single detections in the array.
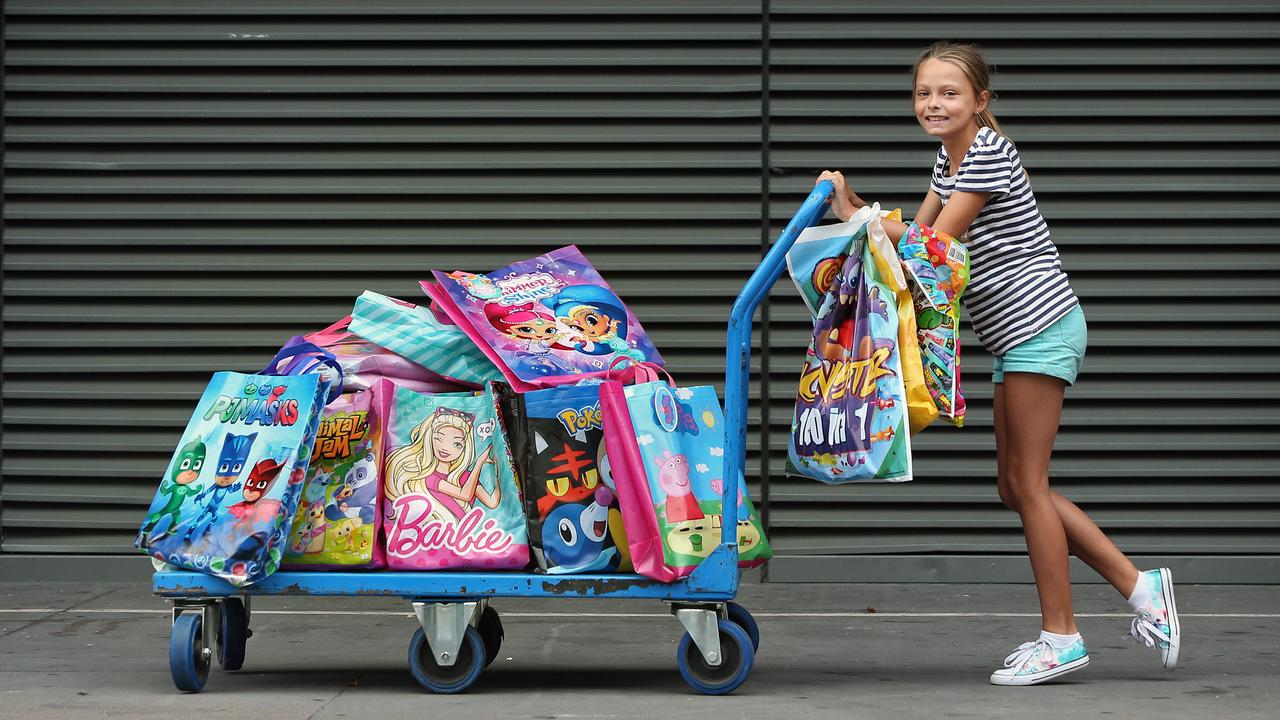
[
  {"xmin": 385, "ymin": 406, "xmax": 500, "ymax": 524},
  {"xmin": 140, "ymin": 438, "xmax": 206, "ymax": 540},
  {"xmin": 654, "ymin": 450, "xmax": 703, "ymax": 524},
  {"xmin": 183, "ymin": 432, "xmax": 257, "ymax": 541},
  {"xmin": 542, "ymin": 485, "xmax": 617, "ymax": 573}
]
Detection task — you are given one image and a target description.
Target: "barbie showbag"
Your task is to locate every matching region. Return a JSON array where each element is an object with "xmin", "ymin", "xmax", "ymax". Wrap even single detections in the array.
[
  {"xmin": 421, "ymin": 245, "xmax": 664, "ymax": 393},
  {"xmin": 599, "ymin": 368, "xmax": 771, "ymax": 583},
  {"xmin": 511, "ymin": 383, "xmax": 631, "ymax": 574},
  {"xmin": 898, "ymin": 222, "xmax": 970, "ymax": 426},
  {"xmin": 283, "ymin": 388, "xmax": 387, "ymax": 569},
  {"xmin": 785, "ymin": 217, "xmax": 913, "ymax": 484},
  {"xmin": 135, "ymin": 344, "xmax": 337, "ymax": 586},
  {"xmin": 382, "ymin": 384, "xmax": 529, "ymax": 570}
]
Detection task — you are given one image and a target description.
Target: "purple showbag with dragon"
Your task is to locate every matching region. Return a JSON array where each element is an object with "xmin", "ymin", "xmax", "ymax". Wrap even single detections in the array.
[{"xmin": 422, "ymin": 245, "xmax": 663, "ymax": 393}]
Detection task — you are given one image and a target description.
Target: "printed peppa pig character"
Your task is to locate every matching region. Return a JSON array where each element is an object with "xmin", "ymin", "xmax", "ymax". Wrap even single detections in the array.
[{"xmin": 653, "ymin": 450, "xmax": 703, "ymax": 524}]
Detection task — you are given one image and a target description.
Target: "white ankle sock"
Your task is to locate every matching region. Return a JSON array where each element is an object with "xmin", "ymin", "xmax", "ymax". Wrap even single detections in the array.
[
  {"xmin": 1040, "ymin": 630, "xmax": 1082, "ymax": 649},
  {"xmin": 1127, "ymin": 570, "xmax": 1153, "ymax": 612}
]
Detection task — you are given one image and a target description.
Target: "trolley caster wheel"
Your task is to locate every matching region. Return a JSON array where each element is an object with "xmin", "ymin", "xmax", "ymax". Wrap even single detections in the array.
[
  {"xmin": 477, "ymin": 606, "xmax": 504, "ymax": 668},
  {"xmin": 407, "ymin": 625, "xmax": 485, "ymax": 694},
  {"xmin": 169, "ymin": 612, "xmax": 211, "ymax": 692},
  {"xmin": 725, "ymin": 602, "xmax": 760, "ymax": 652},
  {"xmin": 677, "ymin": 619, "xmax": 754, "ymax": 695},
  {"xmin": 218, "ymin": 598, "xmax": 249, "ymax": 671}
]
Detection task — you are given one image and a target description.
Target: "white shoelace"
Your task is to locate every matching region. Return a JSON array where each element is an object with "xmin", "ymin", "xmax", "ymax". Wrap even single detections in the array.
[
  {"xmin": 1003, "ymin": 640, "xmax": 1049, "ymax": 668},
  {"xmin": 1130, "ymin": 610, "xmax": 1172, "ymax": 647}
]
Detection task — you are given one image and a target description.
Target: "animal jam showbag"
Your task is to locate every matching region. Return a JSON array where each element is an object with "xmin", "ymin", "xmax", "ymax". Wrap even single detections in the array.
[
  {"xmin": 898, "ymin": 222, "xmax": 970, "ymax": 425},
  {"xmin": 599, "ymin": 370, "xmax": 772, "ymax": 583},
  {"xmin": 135, "ymin": 346, "xmax": 337, "ymax": 585},
  {"xmin": 421, "ymin": 245, "xmax": 664, "ymax": 393},
  {"xmin": 382, "ymin": 384, "xmax": 529, "ymax": 570},
  {"xmin": 511, "ymin": 383, "xmax": 631, "ymax": 574},
  {"xmin": 283, "ymin": 388, "xmax": 386, "ymax": 569},
  {"xmin": 785, "ymin": 214, "xmax": 913, "ymax": 483}
]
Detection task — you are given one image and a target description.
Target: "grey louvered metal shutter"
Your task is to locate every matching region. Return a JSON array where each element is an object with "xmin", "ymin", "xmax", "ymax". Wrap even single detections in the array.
[
  {"xmin": 764, "ymin": 0, "xmax": 1280, "ymax": 582},
  {"xmin": 0, "ymin": 1, "xmax": 766, "ymax": 567}
]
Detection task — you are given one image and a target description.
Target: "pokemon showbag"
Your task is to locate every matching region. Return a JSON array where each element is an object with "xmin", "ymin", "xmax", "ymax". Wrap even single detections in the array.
[
  {"xmin": 785, "ymin": 212, "xmax": 913, "ymax": 483},
  {"xmin": 599, "ymin": 368, "xmax": 772, "ymax": 583},
  {"xmin": 382, "ymin": 384, "xmax": 529, "ymax": 570},
  {"xmin": 283, "ymin": 388, "xmax": 387, "ymax": 569},
  {"xmin": 348, "ymin": 290, "xmax": 503, "ymax": 388},
  {"xmin": 421, "ymin": 245, "xmax": 664, "ymax": 393},
  {"xmin": 135, "ymin": 344, "xmax": 338, "ymax": 586},
  {"xmin": 898, "ymin": 222, "xmax": 970, "ymax": 426},
  {"xmin": 294, "ymin": 316, "xmax": 469, "ymax": 394},
  {"xmin": 509, "ymin": 383, "xmax": 632, "ymax": 574}
]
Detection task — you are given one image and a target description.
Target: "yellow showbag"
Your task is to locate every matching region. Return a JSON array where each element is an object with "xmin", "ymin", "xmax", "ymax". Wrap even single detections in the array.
[{"xmin": 867, "ymin": 209, "xmax": 937, "ymax": 435}]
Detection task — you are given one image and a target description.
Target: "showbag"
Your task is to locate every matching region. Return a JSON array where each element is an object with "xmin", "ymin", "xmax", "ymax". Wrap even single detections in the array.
[
  {"xmin": 514, "ymin": 383, "xmax": 631, "ymax": 574},
  {"xmin": 786, "ymin": 215, "xmax": 913, "ymax": 483},
  {"xmin": 422, "ymin": 245, "xmax": 663, "ymax": 392},
  {"xmin": 382, "ymin": 384, "xmax": 529, "ymax": 570},
  {"xmin": 283, "ymin": 388, "xmax": 386, "ymax": 569},
  {"xmin": 898, "ymin": 222, "xmax": 970, "ymax": 425},
  {"xmin": 599, "ymin": 373, "xmax": 772, "ymax": 583},
  {"xmin": 135, "ymin": 362, "xmax": 333, "ymax": 585},
  {"xmin": 295, "ymin": 316, "xmax": 469, "ymax": 394}
]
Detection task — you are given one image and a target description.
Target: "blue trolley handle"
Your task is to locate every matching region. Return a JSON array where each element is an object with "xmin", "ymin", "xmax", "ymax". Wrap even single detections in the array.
[{"xmin": 720, "ymin": 180, "xmax": 834, "ymax": 545}]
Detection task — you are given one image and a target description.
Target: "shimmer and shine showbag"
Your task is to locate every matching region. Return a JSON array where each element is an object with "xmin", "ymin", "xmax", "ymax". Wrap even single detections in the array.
[{"xmin": 135, "ymin": 344, "xmax": 339, "ymax": 586}]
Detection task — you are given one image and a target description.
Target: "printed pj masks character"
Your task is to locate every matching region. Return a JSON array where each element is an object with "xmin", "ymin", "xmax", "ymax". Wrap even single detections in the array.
[
  {"xmin": 543, "ymin": 285, "xmax": 643, "ymax": 361},
  {"xmin": 183, "ymin": 432, "xmax": 257, "ymax": 541},
  {"xmin": 448, "ymin": 270, "xmax": 502, "ymax": 300},
  {"xmin": 654, "ymin": 450, "xmax": 703, "ymax": 524},
  {"xmin": 485, "ymin": 302, "xmax": 565, "ymax": 354},
  {"xmin": 140, "ymin": 439, "xmax": 207, "ymax": 540},
  {"xmin": 226, "ymin": 457, "xmax": 286, "ymax": 537},
  {"xmin": 542, "ymin": 485, "xmax": 617, "ymax": 573},
  {"xmin": 324, "ymin": 455, "xmax": 378, "ymax": 525},
  {"xmin": 385, "ymin": 406, "xmax": 500, "ymax": 524}
]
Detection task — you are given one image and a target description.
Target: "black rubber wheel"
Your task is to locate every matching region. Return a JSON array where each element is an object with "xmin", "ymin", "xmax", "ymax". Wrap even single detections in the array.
[
  {"xmin": 218, "ymin": 598, "xmax": 249, "ymax": 671},
  {"xmin": 407, "ymin": 625, "xmax": 486, "ymax": 694},
  {"xmin": 477, "ymin": 606, "xmax": 504, "ymax": 668}
]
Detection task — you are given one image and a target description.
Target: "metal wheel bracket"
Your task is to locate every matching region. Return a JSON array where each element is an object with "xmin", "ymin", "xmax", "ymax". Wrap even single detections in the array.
[
  {"xmin": 671, "ymin": 603, "xmax": 723, "ymax": 667},
  {"xmin": 171, "ymin": 599, "xmax": 218, "ymax": 666},
  {"xmin": 412, "ymin": 601, "xmax": 478, "ymax": 668}
]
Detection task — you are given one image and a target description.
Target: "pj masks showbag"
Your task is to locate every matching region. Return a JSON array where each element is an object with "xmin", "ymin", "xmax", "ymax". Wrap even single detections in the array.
[
  {"xmin": 283, "ymin": 387, "xmax": 387, "ymax": 569},
  {"xmin": 421, "ymin": 245, "xmax": 664, "ymax": 393},
  {"xmin": 382, "ymin": 384, "xmax": 530, "ymax": 570},
  {"xmin": 136, "ymin": 344, "xmax": 339, "ymax": 586},
  {"xmin": 598, "ymin": 367, "xmax": 772, "ymax": 583},
  {"xmin": 510, "ymin": 383, "xmax": 632, "ymax": 574},
  {"xmin": 785, "ymin": 214, "xmax": 913, "ymax": 483}
]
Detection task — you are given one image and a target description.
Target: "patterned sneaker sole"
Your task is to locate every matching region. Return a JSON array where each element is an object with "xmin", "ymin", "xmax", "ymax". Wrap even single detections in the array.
[
  {"xmin": 1159, "ymin": 567, "xmax": 1180, "ymax": 670},
  {"xmin": 989, "ymin": 655, "xmax": 1090, "ymax": 687}
]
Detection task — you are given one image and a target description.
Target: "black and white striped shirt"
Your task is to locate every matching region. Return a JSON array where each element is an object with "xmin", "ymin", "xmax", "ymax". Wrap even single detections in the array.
[{"xmin": 930, "ymin": 127, "xmax": 1078, "ymax": 356}]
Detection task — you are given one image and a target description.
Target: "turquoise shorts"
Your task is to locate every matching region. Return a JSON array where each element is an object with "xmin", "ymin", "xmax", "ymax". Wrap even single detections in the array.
[{"xmin": 991, "ymin": 305, "xmax": 1087, "ymax": 386}]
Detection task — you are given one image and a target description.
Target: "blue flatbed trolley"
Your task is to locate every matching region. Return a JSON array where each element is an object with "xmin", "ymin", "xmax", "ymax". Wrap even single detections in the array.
[{"xmin": 153, "ymin": 182, "xmax": 837, "ymax": 695}]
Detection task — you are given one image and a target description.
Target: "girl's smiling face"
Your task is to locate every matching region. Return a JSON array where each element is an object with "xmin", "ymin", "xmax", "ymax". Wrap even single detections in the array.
[
  {"xmin": 432, "ymin": 425, "xmax": 466, "ymax": 463},
  {"xmin": 510, "ymin": 317, "xmax": 559, "ymax": 343},
  {"xmin": 914, "ymin": 58, "xmax": 987, "ymax": 141}
]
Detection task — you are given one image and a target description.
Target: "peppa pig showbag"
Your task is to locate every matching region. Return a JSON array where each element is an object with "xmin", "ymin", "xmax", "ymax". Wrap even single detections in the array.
[
  {"xmin": 598, "ymin": 367, "xmax": 771, "ymax": 583},
  {"xmin": 381, "ymin": 384, "xmax": 529, "ymax": 570}
]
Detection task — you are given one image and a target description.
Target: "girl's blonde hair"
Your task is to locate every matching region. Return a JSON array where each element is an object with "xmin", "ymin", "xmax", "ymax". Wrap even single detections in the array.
[
  {"xmin": 385, "ymin": 411, "xmax": 475, "ymax": 504},
  {"xmin": 913, "ymin": 42, "xmax": 1005, "ymax": 137}
]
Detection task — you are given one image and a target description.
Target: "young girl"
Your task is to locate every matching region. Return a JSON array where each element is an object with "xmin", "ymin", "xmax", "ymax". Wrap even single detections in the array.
[
  {"xmin": 385, "ymin": 406, "xmax": 500, "ymax": 524},
  {"xmin": 817, "ymin": 41, "xmax": 1180, "ymax": 686}
]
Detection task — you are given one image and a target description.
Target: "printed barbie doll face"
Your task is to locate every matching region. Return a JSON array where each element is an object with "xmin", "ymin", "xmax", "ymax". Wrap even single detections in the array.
[
  {"xmin": 567, "ymin": 307, "xmax": 613, "ymax": 339},
  {"xmin": 433, "ymin": 425, "xmax": 467, "ymax": 463},
  {"xmin": 510, "ymin": 318, "xmax": 560, "ymax": 342}
]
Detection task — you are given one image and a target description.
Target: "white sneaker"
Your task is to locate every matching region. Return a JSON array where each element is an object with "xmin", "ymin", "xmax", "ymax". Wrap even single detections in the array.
[
  {"xmin": 989, "ymin": 638, "xmax": 1090, "ymax": 686},
  {"xmin": 1130, "ymin": 567, "xmax": 1181, "ymax": 670}
]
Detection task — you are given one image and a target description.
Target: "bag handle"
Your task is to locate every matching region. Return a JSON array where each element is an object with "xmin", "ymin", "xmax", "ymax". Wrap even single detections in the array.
[
  {"xmin": 605, "ymin": 356, "xmax": 675, "ymax": 387},
  {"xmin": 303, "ymin": 315, "xmax": 356, "ymax": 346},
  {"xmin": 261, "ymin": 338, "xmax": 345, "ymax": 403}
]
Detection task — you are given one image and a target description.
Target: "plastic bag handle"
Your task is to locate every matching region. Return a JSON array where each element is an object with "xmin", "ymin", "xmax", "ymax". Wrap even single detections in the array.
[
  {"xmin": 261, "ymin": 339, "xmax": 345, "ymax": 403},
  {"xmin": 605, "ymin": 356, "xmax": 675, "ymax": 387}
]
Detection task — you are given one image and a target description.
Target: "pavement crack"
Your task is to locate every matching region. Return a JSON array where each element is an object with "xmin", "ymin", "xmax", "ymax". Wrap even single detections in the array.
[
  {"xmin": 306, "ymin": 672, "xmax": 365, "ymax": 720},
  {"xmin": 0, "ymin": 588, "xmax": 122, "ymax": 639}
]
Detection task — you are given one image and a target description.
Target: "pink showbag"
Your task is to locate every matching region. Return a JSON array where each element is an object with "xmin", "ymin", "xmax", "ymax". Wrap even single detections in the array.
[
  {"xmin": 381, "ymin": 384, "xmax": 530, "ymax": 570},
  {"xmin": 421, "ymin": 245, "xmax": 664, "ymax": 393}
]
